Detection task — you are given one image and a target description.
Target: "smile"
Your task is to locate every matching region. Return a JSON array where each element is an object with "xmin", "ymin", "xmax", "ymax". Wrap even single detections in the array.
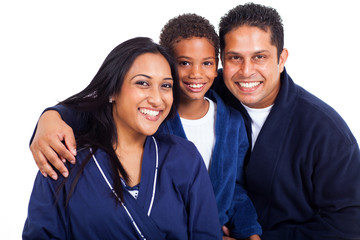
[
  {"xmin": 184, "ymin": 82, "xmax": 206, "ymax": 92},
  {"xmin": 238, "ymin": 82, "xmax": 261, "ymax": 88},
  {"xmin": 187, "ymin": 83, "xmax": 204, "ymax": 89},
  {"xmin": 139, "ymin": 108, "xmax": 160, "ymax": 117}
]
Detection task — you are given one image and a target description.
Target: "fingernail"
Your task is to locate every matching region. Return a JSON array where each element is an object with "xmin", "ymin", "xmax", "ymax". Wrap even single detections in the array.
[
  {"xmin": 62, "ymin": 172, "xmax": 69, "ymax": 178},
  {"xmin": 41, "ymin": 172, "xmax": 48, "ymax": 178},
  {"xmin": 71, "ymin": 148, "xmax": 77, "ymax": 156},
  {"xmin": 51, "ymin": 174, "xmax": 58, "ymax": 180},
  {"xmin": 70, "ymin": 160, "xmax": 76, "ymax": 164}
]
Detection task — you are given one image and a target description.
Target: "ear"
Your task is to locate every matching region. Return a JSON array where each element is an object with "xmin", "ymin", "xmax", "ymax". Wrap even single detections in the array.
[
  {"xmin": 109, "ymin": 96, "xmax": 114, "ymax": 103},
  {"xmin": 279, "ymin": 48, "xmax": 288, "ymax": 73}
]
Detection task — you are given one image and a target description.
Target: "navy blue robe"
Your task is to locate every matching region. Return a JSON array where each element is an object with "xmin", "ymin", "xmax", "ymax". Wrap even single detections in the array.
[
  {"xmin": 213, "ymin": 68, "xmax": 360, "ymax": 240},
  {"xmin": 23, "ymin": 135, "xmax": 222, "ymax": 239}
]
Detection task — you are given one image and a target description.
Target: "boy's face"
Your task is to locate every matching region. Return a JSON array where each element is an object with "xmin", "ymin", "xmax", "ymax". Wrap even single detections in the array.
[
  {"xmin": 222, "ymin": 25, "xmax": 287, "ymax": 109},
  {"xmin": 173, "ymin": 37, "xmax": 218, "ymax": 102}
]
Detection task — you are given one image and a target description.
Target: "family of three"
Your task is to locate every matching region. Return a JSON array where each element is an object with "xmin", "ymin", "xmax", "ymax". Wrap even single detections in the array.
[{"xmin": 23, "ymin": 3, "xmax": 360, "ymax": 240}]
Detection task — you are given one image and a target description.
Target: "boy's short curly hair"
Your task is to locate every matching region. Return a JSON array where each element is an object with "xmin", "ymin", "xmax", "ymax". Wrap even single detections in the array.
[{"xmin": 159, "ymin": 13, "xmax": 219, "ymax": 57}]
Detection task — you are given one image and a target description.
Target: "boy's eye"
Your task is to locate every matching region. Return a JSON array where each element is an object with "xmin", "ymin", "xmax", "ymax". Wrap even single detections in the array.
[{"xmin": 179, "ymin": 61, "xmax": 190, "ymax": 66}]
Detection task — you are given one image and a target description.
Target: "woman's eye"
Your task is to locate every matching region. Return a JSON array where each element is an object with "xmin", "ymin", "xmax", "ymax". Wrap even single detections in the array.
[
  {"xmin": 203, "ymin": 61, "xmax": 213, "ymax": 66},
  {"xmin": 136, "ymin": 81, "xmax": 149, "ymax": 86},
  {"xmin": 162, "ymin": 83, "xmax": 173, "ymax": 89}
]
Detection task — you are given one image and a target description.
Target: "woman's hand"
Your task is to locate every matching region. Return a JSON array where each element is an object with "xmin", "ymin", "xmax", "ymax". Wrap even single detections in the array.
[
  {"xmin": 30, "ymin": 110, "xmax": 77, "ymax": 180},
  {"xmin": 222, "ymin": 226, "xmax": 261, "ymax": 240}
]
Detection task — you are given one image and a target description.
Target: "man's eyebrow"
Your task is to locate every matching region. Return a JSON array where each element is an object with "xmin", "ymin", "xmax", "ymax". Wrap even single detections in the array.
[
  {"xmin": 254, "ymin": 50, "xmax": 270, "ymax": 54},
  {"xmin": 224, "ymin": 50, "xmax": 270, "ymax": 55}
]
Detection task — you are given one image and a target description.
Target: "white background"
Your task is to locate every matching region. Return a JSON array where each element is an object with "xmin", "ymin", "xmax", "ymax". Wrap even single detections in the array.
[{"xmin": 1, "ymin": 0, "xmax": 359, "ymax": 238}]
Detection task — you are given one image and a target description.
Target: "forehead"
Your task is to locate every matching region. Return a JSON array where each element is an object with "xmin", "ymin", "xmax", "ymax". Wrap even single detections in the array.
[
  {"xmin": 127, "ymin": 53, "xmax": 171, "ymax": 76},
  {"xmin": 224, "ymin": 26, "xmax": 275, "ymax": 53},
  {"xmin": 173, "ymin": 37, "xmax": 216, "ymax": 55}
]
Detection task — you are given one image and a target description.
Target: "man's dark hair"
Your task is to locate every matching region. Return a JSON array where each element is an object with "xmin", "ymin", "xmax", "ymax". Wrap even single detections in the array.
[
  {"xmin": 219, "ymin": 3, "xmax": 284, "ymax": 59},
  {"xmin": 160, "ymin": 13, "xmax": 219, "ymax": 57}
]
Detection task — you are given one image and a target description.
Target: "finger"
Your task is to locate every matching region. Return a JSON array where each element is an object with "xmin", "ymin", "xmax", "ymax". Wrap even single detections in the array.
[
  {"xmin": 50, "ymin": 137, "xmax": 76, "ymax": 164},
  {"xmin": 36, "ymin": 141, "xmax": 69, "ymax": 178},
  {"xmin": 31, "ymin": 149, "xmax": 58, "ymax": 180},
  {"xmin": 62, "ymin": 128, "xmax": 77, "ymax": 160},
  {"xmin": 222, "ymin": 237, "xmax": 236, "ymax": 240},
  {"xmin": 60, "ymin": 156, "xmax": 66, "ymax": 163},
  {"xmin": 222, "ymin": 226, "xmax": 230, "ymax": 236}
]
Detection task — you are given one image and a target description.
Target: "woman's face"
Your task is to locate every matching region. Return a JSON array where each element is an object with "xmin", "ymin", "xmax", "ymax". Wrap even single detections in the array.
[
  {"xmin": 173, "ymin": 37, "xmax": 218, "ymax": 102},
  {"xmin": 111, "ymin": 53, "xmax": 174, "ymax": 139}
]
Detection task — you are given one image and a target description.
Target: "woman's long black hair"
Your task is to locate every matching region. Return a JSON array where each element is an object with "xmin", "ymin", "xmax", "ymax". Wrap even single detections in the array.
[{"xmin": 57, "ymin": 37, "xmax": 179, "ymax": 205}]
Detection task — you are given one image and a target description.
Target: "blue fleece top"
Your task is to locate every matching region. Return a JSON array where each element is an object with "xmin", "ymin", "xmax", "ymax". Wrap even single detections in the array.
[
  {"xmin": 213, "ymin": 68, "xmax": 360, "ymax": 240},
  {"xmin": 157, "ymin": 90, "xmax": 262, "ymax": 238}
]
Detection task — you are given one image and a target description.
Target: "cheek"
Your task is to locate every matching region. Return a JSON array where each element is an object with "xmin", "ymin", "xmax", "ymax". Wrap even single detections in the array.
[
  {"xmin": 163, "ymin": 92, "xmax": 173, "ymax": 107},
  {"xmin": 222, "ymin": 65, "xmax": 236, "ymax": 83},
  {"xmin": 177, "ymin": 67, "xmax": 189, "ymax": 79}
]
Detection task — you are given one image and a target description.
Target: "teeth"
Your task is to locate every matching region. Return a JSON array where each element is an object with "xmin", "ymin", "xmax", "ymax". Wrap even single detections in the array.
[
  {"xmin": 140, "ymin": 108, "xmax": 159, "ymax": 117},
  {"xmin": 239, "ymin": 82, "xmax": 261, "ymax": 88},
  {"xmin": 188, "ymin": 83, "xmax": 204, "ymax": 88}
]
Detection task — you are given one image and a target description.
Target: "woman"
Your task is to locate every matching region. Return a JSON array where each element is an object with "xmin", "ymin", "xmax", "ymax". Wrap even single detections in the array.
[{"xmin": 23, "ymin": 37, "xmax": 222, "ymax": 240}]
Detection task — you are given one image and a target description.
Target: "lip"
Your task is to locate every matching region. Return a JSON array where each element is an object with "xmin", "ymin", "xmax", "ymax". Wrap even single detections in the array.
[
  {"xmin": 236, "ymin": 81, "xmax": 262, "ymax": 92},
  {"xmin": 183, "ymin": 82, "xmax": 207, "ymax": 93},
  {"xmin": 139, "ymin": 107, "xmax": 162, "ymax": 121}
]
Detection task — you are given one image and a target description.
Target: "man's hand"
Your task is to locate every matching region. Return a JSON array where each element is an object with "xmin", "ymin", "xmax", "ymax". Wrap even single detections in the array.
[{"xmin": 30, "ymin": 110, "xmax": 77, "ymax": 180}]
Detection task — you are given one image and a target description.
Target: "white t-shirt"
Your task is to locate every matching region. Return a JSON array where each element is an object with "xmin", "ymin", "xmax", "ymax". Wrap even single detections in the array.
[
  {"xmin": 180, "ymin": 98, "xmax": 216, "ymax": 170},
  {"xmin": 242, "ymin": 104, "xmax": 273, "ymax": 150}
]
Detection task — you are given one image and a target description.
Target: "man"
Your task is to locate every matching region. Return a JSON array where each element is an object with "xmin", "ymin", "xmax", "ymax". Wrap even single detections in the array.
[
  {"xmin": 30, "ymin": 3, "xmax": 360, "ymax": 240},
  {"xmin": 214, "ymin": 3, "xmax": 360, "ymax": 239}
]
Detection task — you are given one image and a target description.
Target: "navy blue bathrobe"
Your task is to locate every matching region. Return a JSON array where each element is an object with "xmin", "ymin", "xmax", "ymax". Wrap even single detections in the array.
[
  {"xmin": 212, "ymin": 68, "xmax": 360, "ymax": 240},
  {"xmin": 23, "ymin": 135, "xmax": 222, "ymax": 239}
]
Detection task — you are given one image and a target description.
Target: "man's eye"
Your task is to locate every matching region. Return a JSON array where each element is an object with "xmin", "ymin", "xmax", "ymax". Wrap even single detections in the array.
[
  {"xmin": 255, "ymin": 55, "xmax": 265, "ymax": 60},
  {"xmin": 230, "ymin": 56, "xmax": 240, "ymax": 60}
]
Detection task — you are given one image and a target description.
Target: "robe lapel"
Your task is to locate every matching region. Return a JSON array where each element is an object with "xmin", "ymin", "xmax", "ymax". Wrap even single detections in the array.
[
  {"xmin": 246, "ymin": 69, "xmax": 297, "ymax": 220},
  {"xmin": 122, "ymin": 188, "xmax": 165, "ymax": 240},
  {"xmin": 137, "ymin": 136, "xmax": 156, "ymax": 213}
]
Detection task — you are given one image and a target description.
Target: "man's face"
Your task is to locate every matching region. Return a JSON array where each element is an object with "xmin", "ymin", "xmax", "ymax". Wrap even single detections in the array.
[{"xmin": 222, "ymin": 25, "xmax": 288, "ymax": 109}]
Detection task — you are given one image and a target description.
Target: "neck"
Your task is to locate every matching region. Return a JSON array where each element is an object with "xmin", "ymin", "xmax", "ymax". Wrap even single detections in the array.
[
  {"xmin": 177, "ymin": 97, "xmax": 209, "ymax": 120},
  {"xmin": 114, "ymin": 130, "xmax": 146, "ymax": 187}
]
